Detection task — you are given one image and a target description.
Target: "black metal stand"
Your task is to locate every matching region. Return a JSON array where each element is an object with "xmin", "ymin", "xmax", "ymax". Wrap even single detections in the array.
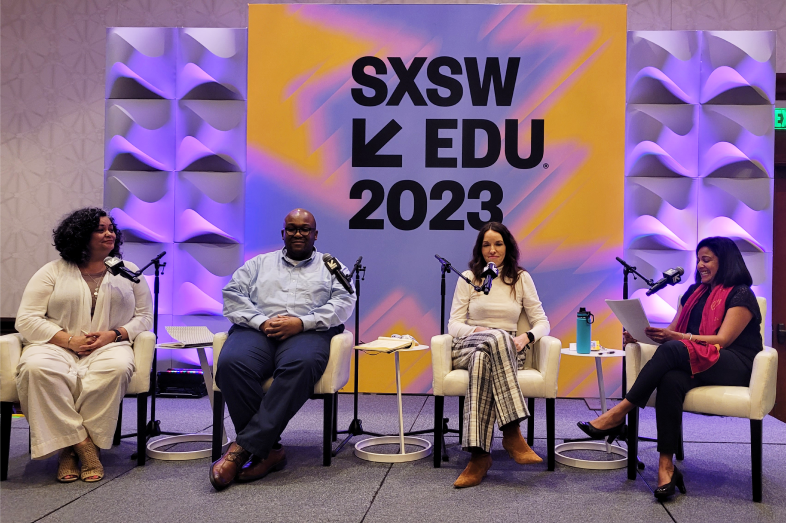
[{"xmin": 333, "ymin": 257, "xmax": 383, "ymax": 456}]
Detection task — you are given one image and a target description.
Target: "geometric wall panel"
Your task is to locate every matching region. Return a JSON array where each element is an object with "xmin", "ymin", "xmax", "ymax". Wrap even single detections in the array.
[
  {"xmin": 172, "ymin": 243, "xmax": 243, "ymax": 316},
  {"xmin": 105, "ymin": 100, "xmax": 175, "ymax": 171},
  {"xmin": 174, "ymin": 171, "xmax": 244, "ymax": 243},
  {"xmin": 176, "ymin": 100, "xmax": 246, "ymax": 171},
  {"xmin": 698, "ymin": 178, "xmax": 773, "ymax": 253},
  {"xmin": 698, "ymin": 105, "xmax": 774, "ymax": 179},
  {"xmin": 700, "ymin": 31, "xmax": 776, "ymax": 105},
  {"xmin": 627, "ymin": 31, "xmax": 700, "ymax": 105},
  {"xmin": 122, "ymin": 242, "xmax": 175, "ymax": 316},
  {"xmin": 626, "ymin": 30, "xmax": 774, "ymax": 344},
  {"xmin": 626, "ymin": 104, "xmax": 698, "ymax": 178},
  {"xmin": 178, "ymin": 28, "xmax": 247, "ymax": 100},
  {"xmin": 105, "ymin": 171, "xmax": 174, "ymax": 243},
  {"xmin": 106, "ymin": 27, "xmax": 176, "ymax": 100}
]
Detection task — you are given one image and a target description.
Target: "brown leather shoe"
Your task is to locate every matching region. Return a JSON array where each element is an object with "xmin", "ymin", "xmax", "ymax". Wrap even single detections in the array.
[
  {"xmin": 237, "ymin": 446, "xmax": 287, "ymax": 483},
  {"xmin": 502, "ymin": 425, "xmax": 543, "ymax": 465},
  {"xmin": 453, "ymin": 453, "xmax": 492, "ymax": 488},
  {"xmin": 210, "ymin": 442, "xmax": 251, "ymax": 491}
]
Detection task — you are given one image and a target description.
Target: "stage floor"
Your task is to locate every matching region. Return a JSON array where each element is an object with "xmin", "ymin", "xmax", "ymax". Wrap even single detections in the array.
[{"xmin": 2, "ymin": 395, "xmax": 785, "ymax": 522}]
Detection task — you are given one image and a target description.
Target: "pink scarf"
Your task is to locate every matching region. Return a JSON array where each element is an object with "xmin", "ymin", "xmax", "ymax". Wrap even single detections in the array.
[{"xmin": 674, "ymin": 284, "xmax": 733, "ymax": 375}]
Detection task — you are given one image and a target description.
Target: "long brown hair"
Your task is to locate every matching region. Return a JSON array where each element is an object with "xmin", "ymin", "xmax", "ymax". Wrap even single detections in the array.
[{"xmin": 469, "ymin": 222, "xmax": 524, "ymax": 291}]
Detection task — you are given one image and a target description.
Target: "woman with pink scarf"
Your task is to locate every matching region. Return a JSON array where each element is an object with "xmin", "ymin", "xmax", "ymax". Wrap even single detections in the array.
[{"xmin": 577, "ymin": 237, "xmax": 762, "ymax": 501}]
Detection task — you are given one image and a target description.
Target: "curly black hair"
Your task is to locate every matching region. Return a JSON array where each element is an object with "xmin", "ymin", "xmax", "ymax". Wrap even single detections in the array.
[{"xmin": 52, "ymin": 207, "xmax": 123, "ymax": 265}]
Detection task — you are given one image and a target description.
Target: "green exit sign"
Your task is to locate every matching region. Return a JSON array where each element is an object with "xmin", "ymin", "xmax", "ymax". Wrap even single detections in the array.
[{"xmin": 777, "ymin": 108, "xmax": 786, "ymax": 130}]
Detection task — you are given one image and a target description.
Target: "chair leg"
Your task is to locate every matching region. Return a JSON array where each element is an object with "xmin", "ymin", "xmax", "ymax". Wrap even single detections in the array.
[
  {"xmin": 527, "ymin": 397, "xmax": 535, "ymax": 446},
  {"xmin": 676, "ymin": 423, "xmax": 685, "ymax": 461},
  {"xmin": 113, "ymin": 400, "xmax": 123, "ymax": 446},
  {"xmin": 332, "ymin": 393, "xmax": 338, "ymax": 442},
  {"xmin": 433, "ymin": 396, "xmax": 444, "ymax": 468},
  {"xmin": 1, "ymin": 402, "xmax": 12, "ymax": 481},
  {"xmin": 458, "ymin": 396, "xmax": 465, "ymax": 442},
  {"xmin": 323, "ymin": 394, "xmax": 333, "ymax": 466},
  {"xmin": 546, "ymin": 398, "xmax": 555, "ymax": 471},
  {"xmin": 627, "ymin": 407, "xmax": 639, "ymax": 480},
  {"xmin": 751, "ymin": 419, "xmax": 763, "ymax": 502},
  {"xmin": 136, "ymin": 392, "xmax": 147, "ymax": 467},
  {"xmin": 211, "ymin": 390, "xmax": 225, "ymax": 462}
]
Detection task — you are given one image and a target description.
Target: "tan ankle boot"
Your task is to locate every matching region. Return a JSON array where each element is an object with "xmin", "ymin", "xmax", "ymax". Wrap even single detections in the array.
[
  {"xmin": 502, "ymin": 425, "xmax": 543, "ymax": 465},
  {"xmin": 454, "ymin": 453, "xmax": 492, "ymax": 488}
]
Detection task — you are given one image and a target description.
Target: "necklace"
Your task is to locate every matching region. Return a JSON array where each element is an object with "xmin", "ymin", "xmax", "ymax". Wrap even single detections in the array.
[{"xmin": 83, "ymin": 269, "xmax": 106, "ymax": 300}]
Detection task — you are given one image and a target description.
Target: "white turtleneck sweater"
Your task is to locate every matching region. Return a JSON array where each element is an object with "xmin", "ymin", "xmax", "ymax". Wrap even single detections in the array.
[{"xmin": 448, "ymin": 268, "xmax": 550, "ymax": 341}]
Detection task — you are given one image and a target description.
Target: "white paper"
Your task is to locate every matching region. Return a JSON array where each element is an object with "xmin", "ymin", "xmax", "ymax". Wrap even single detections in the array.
[
  {"xmin": 605, "ymin": 299, "xmax": 656, "ymax": 344},
  {"xmin": 159, "ymin": 326, "xmax": 214, "ymax": 347}
]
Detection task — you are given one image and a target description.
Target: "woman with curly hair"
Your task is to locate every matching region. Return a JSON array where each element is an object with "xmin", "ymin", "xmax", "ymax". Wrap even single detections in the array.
[
  {"xmin": 448, "ymin": 222, "xmax": 550, "ymax": 487},
  {"xmin": 15, "ymin": 208, "xmax": 153, "ymax": 482}
]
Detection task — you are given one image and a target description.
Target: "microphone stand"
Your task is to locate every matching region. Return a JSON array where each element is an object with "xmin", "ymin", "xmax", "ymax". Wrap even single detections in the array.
[
  {"xmin": 427, "ymin": 255, "xmax": 484, "ymax": 462},
  {"xmin": 333, "ymin": 257, "xmax": 383, "ymax": 456},
  {"xmin": 128, "ymin": 252, "xmax": 179, "ymax": 450}
]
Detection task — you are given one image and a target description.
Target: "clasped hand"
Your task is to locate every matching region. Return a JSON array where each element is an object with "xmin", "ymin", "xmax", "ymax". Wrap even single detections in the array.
[
  {"xmin": 262, "ymin": 315, "xmax": 303, "ymax": 341},
  {"xmin": 72, "ymin": 331, "xmax": 115, "ymax": 357},
  {"xmin": 473, "ymin": 326, "xmax": 529, "ymax": 352}
]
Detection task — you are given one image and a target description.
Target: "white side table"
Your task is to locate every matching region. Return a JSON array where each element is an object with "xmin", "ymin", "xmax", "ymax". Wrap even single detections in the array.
[
  {"xmin": 353, "ymin": 344, "xmax": 433, "ymax": 463},
  {"xmin": 146, "ymin": 344, "xmax": 229, "ymax": 460},
  {"xmin": 556, "ymin": 348, "xmax": 627, "ymax": 470}
]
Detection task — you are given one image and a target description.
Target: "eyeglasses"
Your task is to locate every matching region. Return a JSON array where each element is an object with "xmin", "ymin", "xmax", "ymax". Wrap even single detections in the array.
[{"xmin": 284, "ymin": 226, "xmax": 314, "ymax": 236}]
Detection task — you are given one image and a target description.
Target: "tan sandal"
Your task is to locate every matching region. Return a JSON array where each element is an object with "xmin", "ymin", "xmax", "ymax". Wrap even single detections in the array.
[
  {"xmin": 57, "ymin": 448, "xmax": 80, "ymax": 483},
  {"xmin": 73, "ymin": 440, "xmax": 104, "ymax": 482}
]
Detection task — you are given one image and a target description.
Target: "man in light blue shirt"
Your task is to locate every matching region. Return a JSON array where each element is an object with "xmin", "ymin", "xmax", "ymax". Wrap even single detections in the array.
[{"xmin": 210, "ymin": 208, "xmax": 355, "ymax": 490}]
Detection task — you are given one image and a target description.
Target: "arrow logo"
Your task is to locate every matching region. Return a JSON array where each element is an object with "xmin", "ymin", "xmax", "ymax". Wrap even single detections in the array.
[{"xmin": 352, "ymin": 119, "xmax": 403, "ymax": 167}]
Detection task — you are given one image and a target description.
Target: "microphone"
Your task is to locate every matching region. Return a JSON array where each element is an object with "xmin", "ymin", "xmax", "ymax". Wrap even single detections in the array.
[
  {"xmin": 323, "ymin": 253, "xmax": 354, "ymax": 294},
  {"xmin": 104, "ymin": 256, "xmax": 141, "ymax": 283},
  {"xmin": 646, "ymin": 267, "xmax": 684, "ymax": 296},
  {"xmin": 481, "ymin": 262, "xmax": 499, "ymax": 295},
  {"xmin": 435, "ymin": 254, "xmax": 452, "ymax": 268}
]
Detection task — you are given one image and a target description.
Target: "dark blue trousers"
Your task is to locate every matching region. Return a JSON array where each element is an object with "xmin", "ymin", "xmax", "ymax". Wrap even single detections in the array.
[{"xmin": 215, "ymin": 324, "xmax": 343, "ymax": 458}]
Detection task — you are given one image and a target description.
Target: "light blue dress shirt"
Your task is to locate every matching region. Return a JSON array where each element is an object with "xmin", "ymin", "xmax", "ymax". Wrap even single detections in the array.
[{"xmin": 223, "ymin": 248, "xmax": 356, "ymax": 332}]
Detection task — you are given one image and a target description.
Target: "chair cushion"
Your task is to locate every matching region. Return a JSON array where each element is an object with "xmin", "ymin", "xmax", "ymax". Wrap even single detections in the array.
[
  {"xmin": 683, "ymin": 385, "xmax": 751, "ymax": 419},
  {"xmin": 442, "ymin": 368, "xmax": 547, "ymax": 397}
]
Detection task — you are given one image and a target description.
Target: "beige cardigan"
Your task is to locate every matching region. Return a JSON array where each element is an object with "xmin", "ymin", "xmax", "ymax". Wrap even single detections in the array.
[{"xmin": 15, "ymin": 258, "xmax": 154, "ymax": 345}]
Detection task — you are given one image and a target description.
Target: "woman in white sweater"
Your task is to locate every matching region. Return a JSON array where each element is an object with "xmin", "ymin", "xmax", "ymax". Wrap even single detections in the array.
[
  {"xmin": 448, "ymin": 222, "xmax": 550, "ymax": 488},
  {"xmin": 15, "ymin": 208, "xmax": 153, "ymax": 482}
]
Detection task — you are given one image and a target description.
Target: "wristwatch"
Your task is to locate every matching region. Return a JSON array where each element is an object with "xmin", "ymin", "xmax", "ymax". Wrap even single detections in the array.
[
  {"xmin": 113, "ymin": 329, "xmax": 123, "ymax": 342},
  {"xmin": 526, "ymin": 331, "xmax": 534, "ymax": 344}
]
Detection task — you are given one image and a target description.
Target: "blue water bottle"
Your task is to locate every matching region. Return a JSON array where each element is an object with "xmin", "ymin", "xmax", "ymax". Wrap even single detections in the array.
[{"xmin": 576, "ymin": 307, "xmax": 594, "ymax": 354}]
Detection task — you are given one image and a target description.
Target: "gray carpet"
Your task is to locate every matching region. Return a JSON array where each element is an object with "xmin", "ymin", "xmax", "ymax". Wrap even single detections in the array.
[{"xmin": 1, "ymin": 395, "xmax": 785, "ymax": 522}]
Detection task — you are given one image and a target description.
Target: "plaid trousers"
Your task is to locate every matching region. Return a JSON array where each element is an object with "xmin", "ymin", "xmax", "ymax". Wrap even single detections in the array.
[{"xmin": 451, "ymin": 329, "xmax": 529, "ymax": 452}]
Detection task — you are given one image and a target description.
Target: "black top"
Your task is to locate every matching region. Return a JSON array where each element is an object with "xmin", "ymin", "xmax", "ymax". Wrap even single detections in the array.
[{"xmin": 680, "ymin": 284, "xmax": 763, "ymax": 367}]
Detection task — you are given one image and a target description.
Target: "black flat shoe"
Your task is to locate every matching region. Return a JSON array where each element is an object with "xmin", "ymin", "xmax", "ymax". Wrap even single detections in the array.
[
  {"xmin": 654, "ymin": 466, "xmax": 686, "ymax": 501},
  {"xmin": 576, "ymin": 421, "xmax": 625, "ymax": 444}
]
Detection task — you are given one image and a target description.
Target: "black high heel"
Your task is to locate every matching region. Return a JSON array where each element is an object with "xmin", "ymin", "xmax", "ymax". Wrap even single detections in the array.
[
  {"xmin": 654, "ymin": 466, "xmax": 686, "ymax": 501},
  {"xmin": 576, "ymin": 421, "xmax": 625, "ymax": 444}
]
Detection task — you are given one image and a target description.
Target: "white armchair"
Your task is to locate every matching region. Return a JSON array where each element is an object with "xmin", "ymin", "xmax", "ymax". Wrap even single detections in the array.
[
  {"xmin": 431, "ymin": 313, "xmax": 562, "ymax": 470},
  {"xmin": 625, "ymin": 297, "xmax": 777, "ymax": 502},
  {"xmin": 210, "ymin": 330, "xmax": 353, "ymax": 466},
  {"xmin": 0, "ymin": 330, "xmax": 156, "ymax": 480}
]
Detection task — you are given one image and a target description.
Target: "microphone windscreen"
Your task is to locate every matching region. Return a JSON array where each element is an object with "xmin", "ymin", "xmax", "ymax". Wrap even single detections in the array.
[{"xmin": 322, "ymin": 253, "xmax": 332, "ymax": 262}]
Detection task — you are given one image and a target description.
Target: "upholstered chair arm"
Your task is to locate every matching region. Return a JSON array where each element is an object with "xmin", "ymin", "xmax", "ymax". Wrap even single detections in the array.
[
  {"xmin": 314, "ymin": 331, "xmax": 353, "ymax": 394},
  {"xmin": 748, "ymin": 346, "xmax": 778, "ymax": 420},
  {"xmin": 625, "ymin": 342, "xmax": 658, "ymax": 393},
  {"xmin": 534, "ymin": 335, "xmax": 562, "ymax": 398},
  {"xmin": 127, "ymin": 331, "xmax": 156, "ymax": 394},
  {"xmin": 0, "ymin": 333, "xmax": 24, "ymax": 402},
  {"xmin": 212, "ymin": 332, "xmax": 228, "ymax": 392},
  {"xmin": 430, "ymin": 334, "xmax": 454, "ymax": 396}
]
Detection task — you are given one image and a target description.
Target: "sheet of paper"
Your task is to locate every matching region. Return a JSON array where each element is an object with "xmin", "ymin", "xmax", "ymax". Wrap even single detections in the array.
[
  {"xmin": 355, "ymin": 338, "xmax": 413, "ymax": 353},
  {"xmin": 161, "ymin": 326, "xmax": 214, "ymax": 347},
  {"xmin": 605, "ymin": 299, "xmax": 656, "ymax": 344}
]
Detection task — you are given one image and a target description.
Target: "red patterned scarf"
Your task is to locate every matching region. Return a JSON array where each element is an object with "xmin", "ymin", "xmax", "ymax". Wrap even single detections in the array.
[{"xmin": 674, "ymin": 284, "xmax": 733, "ymax": 375}]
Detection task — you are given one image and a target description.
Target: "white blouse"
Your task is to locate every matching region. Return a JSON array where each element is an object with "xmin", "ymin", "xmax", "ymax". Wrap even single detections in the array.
[
  {"xmin": 448, "ymin": 269, "xmax": 550, "ymax": 341},
  {"xmin": 15, "ymin": 259, "xmax": 154, "ymax": 345}
]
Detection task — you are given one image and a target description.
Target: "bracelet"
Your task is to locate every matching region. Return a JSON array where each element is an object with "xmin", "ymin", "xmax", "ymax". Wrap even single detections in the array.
[
  {"xmin": 67, "ymin": 335, "xmax": 74, "ymax": 349},
  {"xmin": 689, "ymin": 333, "xmax": 693, "ymax": 341},
  {"xmin": 681, "ymin": 332, "xmax": 685, "ymax": 340}
]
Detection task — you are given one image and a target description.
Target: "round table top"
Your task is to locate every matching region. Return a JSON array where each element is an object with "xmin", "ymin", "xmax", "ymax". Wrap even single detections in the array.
[
  {"xmin": 560, "ymin": 348, "xmax": 624, "ymax": 358},
  {"xmin": 354, "ymin": 343, "xmax": 429, "ymax": 354},
  {"xmin": 155, "ymin": 343, "xmax": 212, "ymax": 350}
]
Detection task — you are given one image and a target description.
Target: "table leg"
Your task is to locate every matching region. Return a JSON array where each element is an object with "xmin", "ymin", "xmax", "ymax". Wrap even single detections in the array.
[
  {"xmin": 197, "ymin": 347, "xmax": 227, "ymax": 446},
  {"xmin": 395, "ymin": 351, "xmax": 406, "ymax": 454},
  {"xmin": 595, "ymin": 357, "xmax": 611, "ymax": 454}
]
